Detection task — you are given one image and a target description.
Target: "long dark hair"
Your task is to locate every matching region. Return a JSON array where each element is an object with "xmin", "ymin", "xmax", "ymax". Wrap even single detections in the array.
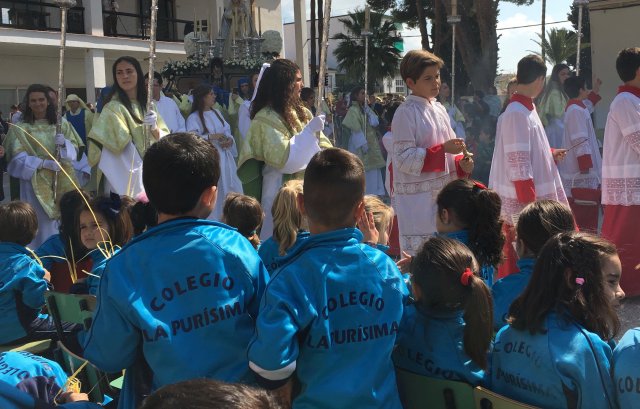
[
  {"xmin": 540, "ymin": 63, "xmax": 570, "ymax": 104},
  {"xmin": 436, "ymin": 179, "xmax": 504, "ymax": 267},
  {"xmin": 105, "ymin": 56, "xmax": 147, "ymax": 124},
  {"xmin": 58, "ymin": 189, "xmax": 90, "ymax": 260},
  {"xmin": 250, "ymin": 59, "xmax": 310, "ymax": 132},
  {"xmin": 516, "ymin": 200, "xmax": 575, "ymax": 257},
  {"xmin": 349, "ymin": 86, "xmax": 365, "ymax": 109},
  {"xmin": 190, "ymin": 84, "xmax": 213, "ymax": 134},
  {"xmin": 508, "ymin": 232, "xmax": 620, "ymax": 341},
  {"xmin": 22, "ymin": 84, "xmax": 57, "ymax": 125},
  {"xmin": 411, "ymin": 236, "xmax": 493, "ymax": 369}
]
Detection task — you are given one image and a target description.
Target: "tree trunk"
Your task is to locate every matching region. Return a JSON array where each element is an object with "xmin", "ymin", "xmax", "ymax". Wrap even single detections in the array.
[
  {"xmin": 541, "ymin": 0, "xmax": 546, "ymax": 62},
  {"xmin": 310, "ymin": 0, "xmax": 317, "ymax": 87},
  {"xmin": 416, "ymin": 0, "xmax": 431, "ymax": 50},
  {"xmin": 432, "ymin": 0, "xmax": 446, "ymax": 55}
]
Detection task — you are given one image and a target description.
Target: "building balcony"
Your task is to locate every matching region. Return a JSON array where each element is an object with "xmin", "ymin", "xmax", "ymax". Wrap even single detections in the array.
[
  {"xmin": 102, "ymin": 9, "xmax": 190, "ymax": 42},
  {"xmin": 0, "ymin": 0, "xmax": 85, "ymax": 33}
]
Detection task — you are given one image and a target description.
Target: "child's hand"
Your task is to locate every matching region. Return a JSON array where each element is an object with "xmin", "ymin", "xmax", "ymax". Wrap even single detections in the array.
[
  {"xmin": 219, "ymin": 137, "xmax": 234, "ymax": 149},
  {"xmin": 460, "ymin": 156, "xmax": 474, "ymax": 174},
  {"xmin": 43, "ymin": 269, "xmax": 51, "ymax": 282},
  {"xmin": 553, "ymin": 149, "xmax": 567, "ymax": 162},
  {"xmin": 593, "ymin": 77, "xmax": 602, "ymax": 94},
  {"xmin": 357, "ymin": 211, "xmax": 379, "ymax": 245},
  {"xmin": 59, "ymin": 391, "xmax": 89, "ymax": 403},
  {"xmin": 443, "ymin": 139, "xmax": 465, "ymax": 154},
  {"xmin": 396, "ymin": 251, "xmax": 413, "ymax": 273}
]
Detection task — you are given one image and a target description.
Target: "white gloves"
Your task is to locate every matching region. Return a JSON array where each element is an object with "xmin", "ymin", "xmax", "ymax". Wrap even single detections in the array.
[
  {"xmin": 40, "ymin": 159, "xmax": 61, "ymax": 172},
  {"xmin": 55, "ymin": 133, "xmax": 66, "ymax": 146},
  {"xmin": 143, "ymin": 111, "xmax": 158, "ymax": 130},
  {"xmin": 305, "ymin": 115, "xmax": 326, "ymax": 134}
]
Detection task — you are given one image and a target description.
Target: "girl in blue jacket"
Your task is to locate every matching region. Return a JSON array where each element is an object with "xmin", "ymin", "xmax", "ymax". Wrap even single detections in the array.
[
  {"xmin": 490, "ymin": 232, "xmax": 622, "ymax": 409},
  {"xmin": 435, "ymin": 178, "xmax": 504, "ymax": 287},
  {"xmin": 221, "ymin": 193, "xmax": 264, "ymax": 250},
  {"xmin": 492, "ymin": 200, "xmax": 576, "ymax": 331},
  {"xmin": 258, "ymin": 180, "xmax": 309, "ymax": 275},
  {"xmin": 394, "ymin": 236, "xmax": 493, "ymax": 385}
]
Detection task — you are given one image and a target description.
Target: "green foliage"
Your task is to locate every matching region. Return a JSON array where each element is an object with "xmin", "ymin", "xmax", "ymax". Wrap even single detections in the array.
[
  {"xmin": 332, "ymin": 10, "xmax": 402, "ymax": 89},
  {"xmin": 531, "ymin": 28, "xmax": 587, "ymax": 66}
]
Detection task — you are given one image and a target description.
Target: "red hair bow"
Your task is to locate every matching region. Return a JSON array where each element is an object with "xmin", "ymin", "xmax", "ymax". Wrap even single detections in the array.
[
  {"xmin": 460, "ymin": 268, "xmax": 474, "ymax": 286},
  {"xmin": 473, "ymin": 181, "xmax": 487, "ymax": 190}
]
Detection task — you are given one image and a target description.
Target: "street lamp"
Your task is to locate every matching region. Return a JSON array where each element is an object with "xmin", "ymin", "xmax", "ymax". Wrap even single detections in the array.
[
  {"xmin": 573, "ymin": 0, "xmax": 589, "ymax": 75},
  {"xmin": 447, "ymin": 0, "xmax": 461, "ymax": 106}
]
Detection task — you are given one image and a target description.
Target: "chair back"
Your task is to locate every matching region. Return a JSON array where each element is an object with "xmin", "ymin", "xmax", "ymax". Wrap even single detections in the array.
[
  {"xmin": 474, "ymin": 386, "xmax": 540, "ymax": 409},
  {"xmin": 44, "ymin": 291, "xmax": 96, "ymax": 341},
  {"xmin": 396, "ymin": 368, "xmax": 476, "ymax": 409},
  {"xmin": 56, "ymin": 341, "xmax": 105, "ymax": 404}
]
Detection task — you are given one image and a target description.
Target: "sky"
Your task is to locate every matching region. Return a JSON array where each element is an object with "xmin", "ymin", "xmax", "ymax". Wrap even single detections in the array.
[{"xmin": 280, "ymin": 0, "xmax": 575, "ymax": 74}]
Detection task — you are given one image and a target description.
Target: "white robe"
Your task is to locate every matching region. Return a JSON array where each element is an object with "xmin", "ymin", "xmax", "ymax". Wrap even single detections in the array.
[
  {"xmin": 391, "ymin": 95, "xmax": 458, "ymax": 256},
  {"xmin": 489, "ymin": 99, "xmax": 568, "ymax": 226},
  {"xmin": 8, "ymin": 141, "xmax": 76, "ymax": 248},
  {"xmin": 156, "ymin": 94, "xmax": 186, "ymax": 133},
  {"xmin": 558, "ymin": 103, "xmax": 602, "ymax": 197},
  {"xmin": 602, "ymin": 91, "xmax": 640, "ymax": 206},
  {"xmin": 186, "ymin": 110, "xmax": 243, "ymax": 221}
]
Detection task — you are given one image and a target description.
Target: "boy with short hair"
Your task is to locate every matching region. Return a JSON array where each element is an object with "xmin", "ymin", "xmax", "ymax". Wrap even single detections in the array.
[
  {"xmin": 391, "ymin": 49, "xmax": 473, "ymax": 256},
  {"xmin": 82, "ymin": 133, "xmax": 269, "ymax": 409},
  {"xmin": 558, "ymin": 75, "xmax": 603, "ymax": 232},
  {"xmin": 489, "ymin": 54, "xmax": 569, "ymax": 277},
  {"xmin": 601, "ymin": 47, "xmax": 640, "ymax": 296},
  {"xmin": 0, "ymin": 201, "xmax": 56, "ymax": 346},
  {"xmin": 248, "ymin": 148, "xmax": 408, "ymax": 408}
]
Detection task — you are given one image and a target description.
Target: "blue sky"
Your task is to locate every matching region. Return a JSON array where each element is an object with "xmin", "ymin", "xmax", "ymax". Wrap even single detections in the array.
[{"xmin": 281, "ymin": 0, "xmax": 575, "ymax": 73}]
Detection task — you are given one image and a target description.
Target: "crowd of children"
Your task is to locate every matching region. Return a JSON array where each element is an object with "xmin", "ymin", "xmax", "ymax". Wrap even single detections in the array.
[{"xmin": 1, "ymin": 47, "xmax": 640, "ymax": 409}]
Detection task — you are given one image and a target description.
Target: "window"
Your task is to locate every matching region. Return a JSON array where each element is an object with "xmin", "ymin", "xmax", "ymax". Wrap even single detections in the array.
[{"xmin": 395, "ymin": 79, "xmax": 405, "ymax": 93}]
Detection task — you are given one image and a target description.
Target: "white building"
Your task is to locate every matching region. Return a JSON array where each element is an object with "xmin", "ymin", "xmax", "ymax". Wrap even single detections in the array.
[
  {"xmin": 283, "ymin": 13, "xmax": 406, "ymax": 95},
  {"xmin": 588, "ymin": 0, "xmax": 640, "ymax": 132},
  {"xmin": 0, "ymin": 0, "xmax": 284, "ymax": 114}
]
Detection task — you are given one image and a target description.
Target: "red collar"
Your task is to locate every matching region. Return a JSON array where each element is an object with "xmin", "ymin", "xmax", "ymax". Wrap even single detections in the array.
[
  {"xmin": 565, "ymin": 99, "xmax": 586, "ymax": 111},
  {"xmin": 618, "ymin": 85, "xmax": 640, "ymax": 99},
  {"xmin": 509, "ymin": 93, "xmax": 535, "ymax": 111}
]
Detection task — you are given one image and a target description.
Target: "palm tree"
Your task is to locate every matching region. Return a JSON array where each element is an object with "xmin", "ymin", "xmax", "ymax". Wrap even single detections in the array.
[
  {"xmin": 333, "ymin": 9, "xmax": 402, "ymax": 90},
  {"xmin": 531, "ymin": 28, "xmax": 587, "ymax": 66}
]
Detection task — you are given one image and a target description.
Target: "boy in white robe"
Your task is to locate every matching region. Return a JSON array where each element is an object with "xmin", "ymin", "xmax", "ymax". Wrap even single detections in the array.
[
  {"xmin": 601, "ymin": 47, "xmax": 640, "ymax": 297},
  {"xmin": 489, "ymin": 54, "xmax": 569, "ymax": 278},
  {"xmin": 391, "ymin": 50, "xmax": 473, "ymax": 256},
  {"xmin": 558, "ymin": 75, "xmax": 603, "ymax": 233}
]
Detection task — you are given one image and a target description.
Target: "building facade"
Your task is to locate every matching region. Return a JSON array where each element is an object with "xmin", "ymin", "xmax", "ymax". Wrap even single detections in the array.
[{"xmin": 0, "ymin": 0, "xmax": 284, "ymax": 114}]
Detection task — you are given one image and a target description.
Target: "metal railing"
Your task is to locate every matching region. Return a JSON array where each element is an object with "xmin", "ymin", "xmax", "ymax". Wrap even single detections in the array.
[
  {"xmin": 0, "ymin": 0, "xmax": 84, "ymax": 33},
  {"xmin": 102, "ymin": 10, "xmax": 190, "ymax": 42}
]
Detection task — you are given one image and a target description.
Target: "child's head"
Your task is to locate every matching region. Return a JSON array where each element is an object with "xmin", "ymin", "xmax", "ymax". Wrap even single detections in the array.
[
  {"xmin": 364, "ymin": 195, "xmax": 394, "ymax": 245},
  {"xmin": 58, "ymin": 189, "xmax": 90, "ymax": 256},
  {"xmin": 411, "ymin": 236, "xmax": 493, "ymax": 369},
  {"xmin": 143, "ymin": 133, "xmax": 220, "ymax": 218},
  {"xmin": 563, "ymin": 75, "xmax": 588, "ymax": 100},
  {"xmin": 272, "ymin": 179, "xmax": 306, "ymax": 256},
  {"xmin": 140, "ymin": 379, "xmax": 283, "ymax": 409},
  {"xmin": 400, "ymin": 49, "xmax": 444, "ymax": 99},
  {"xmin": 616, "ymin": 47, "xmax": 640, "ymax": 83},
  {"xmin": 515, "ymin": 200, "xmax": 575, "ymax": 258},
  {"xmin": 302, "ymin": 148, "xmax": 365, "ymax": 231},
  {"xmin": 516, "ymin": 54, "xmax": 547, "ymax": 96},
  {"xmin": 0, "ymin": 201, "xmax": 37, "ymax": 246},
  {"xmin": 509, "ymin": 231, "xmax": 621, "ymax": 341},
  {"xmin": 436, "ymin": 179, "xmax": 504, "ymax": 268},
  {"xmin": 478, "ymin": 119, "xmax": 496, "ymax": 144},
  {"xmin": 222, "ymin": 193, "xmax": 264, "ymax": 249},
  {"xmin": 78, "ymin": 194, "xmax": 133, "ymax": 250}
]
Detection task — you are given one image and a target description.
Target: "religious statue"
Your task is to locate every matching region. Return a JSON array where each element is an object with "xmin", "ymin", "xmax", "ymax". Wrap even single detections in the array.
[{"xmin": 220, "ymin": 0, "xmax": 256, "ymax": 58}]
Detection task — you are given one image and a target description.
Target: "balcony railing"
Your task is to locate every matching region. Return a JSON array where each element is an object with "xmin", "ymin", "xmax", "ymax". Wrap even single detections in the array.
[
  {"xmin": 103, "ymin": 10, "xmax": 190, "ymax": 42},
  {"xmin": 0, "ymin": 0, "xmax": 84, "ymax": 33}
]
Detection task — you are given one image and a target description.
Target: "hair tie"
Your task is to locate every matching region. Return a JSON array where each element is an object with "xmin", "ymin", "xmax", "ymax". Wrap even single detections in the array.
[
  {"xmin": 473, "ymin": 181, "xmax": 487, "ymax": 191},
  {"xmin": 460, "ymin": 268, "xmax": 474, "ymax": 286},
  {"xmin": 575, "ymin": 277, "xmax": 585, "ymax": 286},
  {"xmin": 98, "ymin": 192, "xmax": 121, "ymax": 220},
  {"xmin": 251, "ymin": 63, "xmax": 271, "ymax": 102}
]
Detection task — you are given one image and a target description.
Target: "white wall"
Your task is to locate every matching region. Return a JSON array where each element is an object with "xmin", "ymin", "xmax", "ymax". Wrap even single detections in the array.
[{"xmin": 589, "ymin": 0, "xmax": 640, "ymax": 131}]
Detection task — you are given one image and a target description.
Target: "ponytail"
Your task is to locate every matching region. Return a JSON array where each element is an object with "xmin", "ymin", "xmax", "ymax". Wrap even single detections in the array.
[
  {"xmin": 412, "ymin": 236, "xmax": 493, "ymax": 370},
  {"xmin": 272, "ymin": 180, "xmax": 304, "ymax": 256},
  {"xmin": 437, "ymin": 179, "xmax": 504, "ymax": 267},
  {"xmin": 462, "ymin": 274, "xmax": 493, "ymax": 369}
]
